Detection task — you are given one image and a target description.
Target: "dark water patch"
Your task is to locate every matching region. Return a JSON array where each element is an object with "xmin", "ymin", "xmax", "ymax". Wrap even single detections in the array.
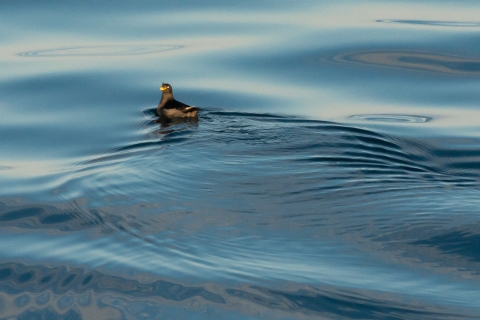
[
  {"xmin": 238, "ymin": 115, "xmax": 462, "ymax": 186},
  {"xmin": 16, "ymin": 308, "xmax": 82, "ymax": 320},
  {"xmin": 447, "ymin": 160, "xmax": 480, "ymax": 170},
  {"xmin": 412, "ymin": 229, "xmax": 480, "ymax": 263},
  {"xmin": 377, "ymin": 20, "xmax": 480, "ymax": 28},
  {"xmin": 39, "ymin": 213, "xmax": 75, "ymax": 225},
  {"xmin": 0, "ymin": 207, "xmax": 44, "ymax": 222},
  {"xmin": 208, "ymin": 110, "xmax": 288, "ymax": 120},
  {"xmin": 266, "ymin": 118, "xmax": 336, "ymax": 125},
  {"xmin": 433, "ymin": 147, "xmax": 480, "ymax": 174},
  {"xmin": 310, "ymin": 125, "xmax": 395, "ymax": 143},
  {"xmin": 0, "ymin": 202, "xmax": 105, "ymax": 232},
  {"xmin": 434, "ymin": 148, "xmax": 480, "ymax": 158},
  {"xmin": 60, "ymin": 273, "xmax": 77, "ymax": 288},
  {"xmin": 269, "ymin": 291, "xmax": 429, "ymax": 319},
  {"xmin": 227, "ymin": 286, "xmax": 470, "ymax": 319},
  {"xmin": 18, "ymin": 45, "xmax": 183, "ymax": 57},
  {"xmin": 368, "ymin": 222, "xmax": 480, "ymax": 279},
  {"xmin": 80, "ymin": 274, "xmax": 94, "ymax": 287},
  {"xmin": 0, "ymin": 268, "xmax": 13, "ymax": 281},
  {"xmin": 350, "ymin": 134, "xmax": 403, "ymax": 151},
  {"xmin": 17, "ymin": 271, "xmax": 35, "ymax": 284},
  {"xmin": 430, "ymin": 144, "xmax": 480, "ymax": 181},
  {"xmin": 323, "ymin": 51, "xmax": 480, "ymax": 76},
  {"xmin": 39, "ymin": 274, "xmax": 54, "ymax": 285},
  {"xmin": 342, "ymin": 150, "xmax": 438, "ymax": 173},
  {"xmin": 88, "ymin": 136, "xmax": 191, "ymax": 161}
]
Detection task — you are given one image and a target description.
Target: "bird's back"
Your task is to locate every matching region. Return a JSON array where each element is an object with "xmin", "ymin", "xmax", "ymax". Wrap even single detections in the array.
[{"xmin": 158, "ymin": 100, "xmax": 199, "ymax": 118}]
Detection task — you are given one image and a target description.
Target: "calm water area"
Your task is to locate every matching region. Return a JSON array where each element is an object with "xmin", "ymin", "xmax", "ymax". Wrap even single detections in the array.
[{"xmin": 2, "ymin": 1, "xmax": 480, "ymax": 319}]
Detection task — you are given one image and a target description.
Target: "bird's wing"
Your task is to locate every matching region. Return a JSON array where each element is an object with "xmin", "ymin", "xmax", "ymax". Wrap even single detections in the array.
[{"xmin": 182, "ymin": 106, "xmax": 197, "ymax": 111}]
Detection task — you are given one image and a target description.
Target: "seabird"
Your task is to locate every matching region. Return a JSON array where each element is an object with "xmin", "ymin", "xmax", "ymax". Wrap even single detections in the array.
[{"xmin": 157, "ymin": 83, "xmax": 199, "ymax": 118}]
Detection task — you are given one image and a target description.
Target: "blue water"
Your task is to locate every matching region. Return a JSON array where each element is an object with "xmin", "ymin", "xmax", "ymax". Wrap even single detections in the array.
[{"xmin": 2, "ymin": 1, "xmax": 480, "ymax": 319}]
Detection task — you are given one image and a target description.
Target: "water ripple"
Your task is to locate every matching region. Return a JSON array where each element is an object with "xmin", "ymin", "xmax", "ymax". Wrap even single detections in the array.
[
  {"xmin": 1, "ymin": 111, "xmax": 478, "ymax": 239},
  {"xmin": 17, "ymin": 45, "xmax": 182, "ymax": 57},
  {"xmin": 1, "ymin": 111, "xmax": 480, "ymax": 318},
  {"xmin": 324, "ymin": 51, "xmax": 480, "ymax": 75},
  {"xmin": 350, "ymin": 114, "xmax": 432, "ymax": 123},
  {"xmin": 377, "ymin": 19, "xmax": 480, "ymax": 28}
]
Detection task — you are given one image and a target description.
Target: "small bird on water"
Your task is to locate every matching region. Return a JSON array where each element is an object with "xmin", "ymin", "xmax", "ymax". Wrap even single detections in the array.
[{"xmin": 157, "ymin": 83, "xmax": 199, "ymax": 119}]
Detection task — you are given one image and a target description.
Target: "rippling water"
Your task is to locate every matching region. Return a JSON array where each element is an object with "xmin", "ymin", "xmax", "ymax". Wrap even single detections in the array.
[{"xmin": 2, "ymin": 0, "xmax": 480, "ymax": 319}]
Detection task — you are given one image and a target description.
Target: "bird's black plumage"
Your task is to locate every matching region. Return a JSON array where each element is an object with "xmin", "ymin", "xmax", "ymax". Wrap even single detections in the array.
[{"xmin": 157, "ymin": 83, "xmax": 199, "ymax": 118}]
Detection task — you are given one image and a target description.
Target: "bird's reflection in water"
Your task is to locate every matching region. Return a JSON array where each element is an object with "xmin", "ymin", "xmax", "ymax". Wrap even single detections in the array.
[{"xmin": 155, "ymin": 115, "xmax": 199, "ymax": 135}]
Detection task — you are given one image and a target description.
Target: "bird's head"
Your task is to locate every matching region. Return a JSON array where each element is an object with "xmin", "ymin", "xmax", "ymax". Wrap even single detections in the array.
[{"xmin": 160, "ymin": 83, "xmax": 173, "ymax": 93}]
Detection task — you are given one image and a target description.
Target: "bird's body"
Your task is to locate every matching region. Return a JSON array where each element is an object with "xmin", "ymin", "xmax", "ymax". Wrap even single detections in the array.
[{"xmin": 157, "ymin": 83, "xmax": 199, "ymax": 118}]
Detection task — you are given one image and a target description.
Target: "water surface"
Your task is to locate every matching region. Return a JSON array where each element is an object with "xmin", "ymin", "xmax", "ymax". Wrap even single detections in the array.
[{"xmin": 1, "ymin": 0, "xmax": 480, "ymax": 319}]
